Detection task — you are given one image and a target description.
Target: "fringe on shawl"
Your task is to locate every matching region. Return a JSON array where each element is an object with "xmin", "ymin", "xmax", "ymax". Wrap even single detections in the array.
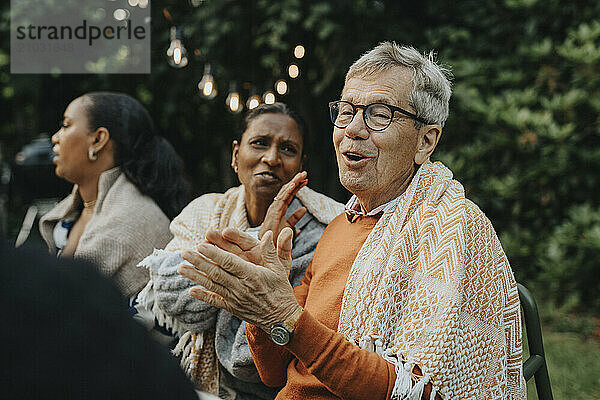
[
  {"xmin": 382, "ymin": 350, "xmax": 442, "ymax": 400},
  {"xmin": 136, "ymin": 187, "xmax": 343, "ymax": 396},
  {"xmin": 169, "ymin": 329, "xmax": 219, "ymax": 394},
  {"xmin": 137, "ymin": 249, "xmax": 190, "ymax": 337},
  {"xmin": 137, "ymin": 249, "xmax": 219, "ymax": 394}
]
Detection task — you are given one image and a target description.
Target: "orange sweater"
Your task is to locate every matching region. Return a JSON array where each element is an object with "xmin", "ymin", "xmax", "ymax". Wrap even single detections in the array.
[{"xmin": 246, "ymin": 213, "xmax": 397, "ymax": 399}]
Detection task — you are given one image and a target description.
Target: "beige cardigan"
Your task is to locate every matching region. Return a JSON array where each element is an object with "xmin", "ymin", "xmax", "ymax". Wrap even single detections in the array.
[{"xmin": 39, "ymin": 168, "xmax": 173, "ymax": 297}]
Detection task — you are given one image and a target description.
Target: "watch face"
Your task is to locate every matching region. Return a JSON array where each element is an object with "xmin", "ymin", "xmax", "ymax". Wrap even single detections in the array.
[{"xmin": 270, "ymin": 324, "xmax": 291, "ymax": 346}]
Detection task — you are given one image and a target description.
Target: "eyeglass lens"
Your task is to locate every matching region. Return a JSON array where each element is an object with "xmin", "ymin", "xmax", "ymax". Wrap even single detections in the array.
[{"xmin": 330, "ymin": 101, "xmax": 393, "ymax": 131}]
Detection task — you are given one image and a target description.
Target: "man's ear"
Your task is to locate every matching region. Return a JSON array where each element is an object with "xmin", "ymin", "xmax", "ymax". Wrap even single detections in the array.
[
  {"xmin": 231, "ymin": 140, "xmax": 239, "ymax": 171},
  {"xmin": 414, "ymin": 125, "xmax": 442, "ymax": 165},
  {"xmin": 91, "ymin": 127, "xmax": 110, "ymax": 153}
]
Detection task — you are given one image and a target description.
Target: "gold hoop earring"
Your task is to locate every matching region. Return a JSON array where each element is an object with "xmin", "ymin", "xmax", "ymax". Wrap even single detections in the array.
[{"xmin": 88, "ymin": 146, "xmax": 98, "ymax": 161}]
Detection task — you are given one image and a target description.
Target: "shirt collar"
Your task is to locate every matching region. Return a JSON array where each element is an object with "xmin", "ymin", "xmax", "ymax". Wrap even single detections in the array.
[{"xmin": 344, "ymin": 194, "xmax": 400, "ymax": 221}]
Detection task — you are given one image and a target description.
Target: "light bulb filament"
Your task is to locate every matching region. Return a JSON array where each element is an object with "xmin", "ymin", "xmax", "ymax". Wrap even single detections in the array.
[
  {"xmin": 288, "ymin": 64, "xmax": 299, "ymax": 79},
  {"xmin": 294, "ymin": 45, "xmax": 305, "ymax": 59},
  {"xmin": 229, "ymin": 96, "xmax": 239, "ymax": 111},
  {"xmin": 264, "ymin": 92, "xmax": 275, "ymax": 104},
  {"xmin": 173, "ymin": 48, "xmax": 181, "ymax": 64},
  {"xmin": 275, "ymin": 80, "xmax": 288, "ymax": 95},
  {"xmin": 203, "ymin": 81, "xmax": 213, "ymax": 96},
  {"xmin": 248, "ymin": 97, "xmax": 260, "ymax": 109}
]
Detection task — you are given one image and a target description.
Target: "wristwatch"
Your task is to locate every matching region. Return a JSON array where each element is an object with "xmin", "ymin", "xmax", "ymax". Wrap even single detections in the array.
[{"xmin": 269, "ymin": 306, "xmax": 304, "ymax": 346}]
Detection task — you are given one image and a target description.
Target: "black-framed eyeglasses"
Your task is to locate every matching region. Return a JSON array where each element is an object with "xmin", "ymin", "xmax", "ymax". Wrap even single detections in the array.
[{"xmin": 328, "ymin": 100, "xmax": 429, "ymax": 131}]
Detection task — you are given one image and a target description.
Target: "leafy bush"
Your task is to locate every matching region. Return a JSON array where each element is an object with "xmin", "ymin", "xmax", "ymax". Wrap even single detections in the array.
[{"xmin": 541, "ymin": 204, "xmax": 600, "ymax": 312}]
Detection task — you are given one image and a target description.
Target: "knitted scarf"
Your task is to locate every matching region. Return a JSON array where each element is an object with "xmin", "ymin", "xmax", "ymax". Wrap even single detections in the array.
[
  {"xmin": 138, "ymin": 185, "xmax": 343, "ymax": 395},
  {"xmin": 337, "ymin": 161, "xmax": 526, "ymax": 400}
]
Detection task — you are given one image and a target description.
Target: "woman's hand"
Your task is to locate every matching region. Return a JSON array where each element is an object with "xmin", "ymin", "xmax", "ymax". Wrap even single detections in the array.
[
  {"xmin": 259, "ymin": 171, "xmax": 308, "ymax": 244},
  {"xmin": 179, "ymin": 228, "xmax": 300, "ymax": 332}
]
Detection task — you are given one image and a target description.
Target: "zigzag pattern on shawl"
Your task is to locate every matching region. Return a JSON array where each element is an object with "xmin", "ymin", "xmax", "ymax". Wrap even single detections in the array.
[
  {"xmin": 337, "ymin": 162, "xmax": 464, "ymax": 347},
  {"xmin": 337, "ymin": 160, "xmax": 525, "ymax": 400}
]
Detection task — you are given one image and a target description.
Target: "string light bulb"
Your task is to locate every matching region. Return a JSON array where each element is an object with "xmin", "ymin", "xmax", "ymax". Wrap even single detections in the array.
[
  {"xmin": 226, "ymin": 82, "xmax": 243, "ymax": 113},
  {"xmin": 198, "ymin": 64, "xmax": 217, "ymax": 99},
  {"xmin": 275, "ymin": 79, "xmax": 288, "ymax": 95},
  {"xmin": 166, "ymin": 26, "xmax": 188, "ymax": 68},
  {"xmin": 263, "ymin": 90, "xmax": 276, "ymax": 105},
  {"xmin": 288, "ymin": 64, "xmax": 299, "ymax": 79},
  {"xmin": 246, "ymin": 88, "xmax": 261, "ymax": 110},
  {"xmin": 294, "ymin": 44, "xmax": 305, "ymax": 59}
]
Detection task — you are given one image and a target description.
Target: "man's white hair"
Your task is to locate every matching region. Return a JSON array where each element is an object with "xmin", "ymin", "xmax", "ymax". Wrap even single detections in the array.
[{"xmin": 346, "ymin": 41, "xmax": 453, "ymax": 128}]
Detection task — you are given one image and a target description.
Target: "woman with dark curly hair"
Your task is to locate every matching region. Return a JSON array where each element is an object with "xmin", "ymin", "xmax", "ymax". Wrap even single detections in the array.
[{"xmin": 40, "ymin": 92, "xmax": 191, "ymax": 298}]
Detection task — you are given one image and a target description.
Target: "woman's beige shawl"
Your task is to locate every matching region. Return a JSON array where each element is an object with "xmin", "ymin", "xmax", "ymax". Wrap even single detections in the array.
[
  {"xmin": 338, "ymin": 161, "xmax": 526, "ymax": 400},
  {"xmin": 138, "ymin": 184, "xmax": 343, "ymax": 395},
  {"xmin": 39, "ymin": 168, "xmax": 172, "ymax": 297}
]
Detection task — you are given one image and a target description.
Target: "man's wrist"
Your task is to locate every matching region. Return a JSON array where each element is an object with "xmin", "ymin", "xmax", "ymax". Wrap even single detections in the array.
[
  {"xmin": 269, "ymin": 305, "xmax": 304, "ymax": 346},
  {"xmin": 284, "ymin": 305, "xmax": 304, "ymax": 329}
]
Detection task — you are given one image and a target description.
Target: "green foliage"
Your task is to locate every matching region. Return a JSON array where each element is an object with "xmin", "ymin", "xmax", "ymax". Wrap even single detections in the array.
[
  {"xmin": 541, "ymin": 204, "xmax": 600, "ymax": 312},
  {"xmin": 430, "ymin": 0, "xmax": 600, "ymax": 313}
]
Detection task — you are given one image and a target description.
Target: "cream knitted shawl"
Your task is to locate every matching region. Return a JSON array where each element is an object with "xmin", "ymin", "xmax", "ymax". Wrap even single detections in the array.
[
  {"xmin": 138, "ymin": 184, "xmax": 343, "ymax": 395},
  {"xmin": 39, "ymin": 168, "xmax": 172, "ymax": 297},
  {"xmin": 337, "ymin": 161, "xmax": 526, "ymax": 400}
]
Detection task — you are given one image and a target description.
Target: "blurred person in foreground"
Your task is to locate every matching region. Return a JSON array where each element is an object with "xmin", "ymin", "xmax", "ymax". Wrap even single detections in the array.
[
  {"xmin": 0, "ymin": 242, "xmax": 201, "ymax": 399},
  {"xmin": 39, "ymin": 92, "xmax": 191, "ymax": 299},
  {"xmin": 179, "ymin": 42, "xmax": 526, "ymax": 399},
  {"xmin": 136, "ymin": 103, "xmax": 343, "ymax": 399}
]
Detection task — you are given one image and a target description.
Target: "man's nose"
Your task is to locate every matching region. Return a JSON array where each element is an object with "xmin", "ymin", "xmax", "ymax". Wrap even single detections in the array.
[
  {"xmin": 262, "ymin": 145, "xmax": 281, "ymax": 166},
  {"xmin": 344, "ymin": 109, "xmax": 369, "ymax": 139}
]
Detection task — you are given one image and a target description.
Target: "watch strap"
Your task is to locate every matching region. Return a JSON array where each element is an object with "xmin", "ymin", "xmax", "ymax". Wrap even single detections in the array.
[
  {"xmin": 282, "ymin": 306, "xmax": 304, "ymax": 332},
  {"xmin": 269, "ymin": 306, "xmax": 304, "ymax": 345}
]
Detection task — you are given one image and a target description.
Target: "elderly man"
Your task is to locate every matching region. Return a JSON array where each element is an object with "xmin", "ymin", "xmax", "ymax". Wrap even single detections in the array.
[{"xmin": 180, "ymin": 42, "xmax": 526, "ymax": 400}]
